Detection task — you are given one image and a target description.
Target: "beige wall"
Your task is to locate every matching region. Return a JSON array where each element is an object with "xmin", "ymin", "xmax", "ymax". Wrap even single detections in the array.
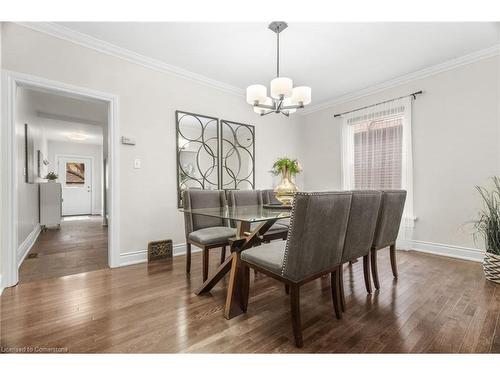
[
  {"xmin": 16, "ymin": 87, "xmax": 42, "ymax": 247},
  {"xmin": 1, "ymin": 23, "xmax": 303, "ymax": 259},
  {"xmin": 300, "ymin": 56, "xmax": 499, "ymax": 250}
]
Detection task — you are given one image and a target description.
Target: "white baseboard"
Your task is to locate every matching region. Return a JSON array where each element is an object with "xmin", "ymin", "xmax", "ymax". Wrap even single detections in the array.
[
  {"xmin": 118, "ymin": 238, "xmax": 485, "ymax": 268},
  {"xmin": 119, "ymin": 243, "xmax": 200, "ymax": 267},
  {"xmin": 399, "ymin": 239, "xmax": 484, "ymax": 263},
  {"xmin": 17, "ymin": 224, "xmax": 42, "ymax": 267}
]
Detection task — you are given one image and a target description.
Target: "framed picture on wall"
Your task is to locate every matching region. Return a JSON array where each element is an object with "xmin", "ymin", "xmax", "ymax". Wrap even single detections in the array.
[{"xmin": 24, "ymin": 123, "xmax": 35, "ymax": 184}]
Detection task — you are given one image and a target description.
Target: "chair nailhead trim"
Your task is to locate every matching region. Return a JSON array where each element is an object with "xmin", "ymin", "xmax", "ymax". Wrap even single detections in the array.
[
  {"xmin": 280, "ymin": 191, "xmax": 353, "ymax": 277},
  {"xmin": 281, "ymin": 198, "xmax": 297, "ymax": 277}
]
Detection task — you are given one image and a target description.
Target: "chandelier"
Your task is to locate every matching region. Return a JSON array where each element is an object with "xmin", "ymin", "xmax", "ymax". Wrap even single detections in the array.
[{"xmin": 246, "ymin": 21, "xmax": 311, "ymax": 116}]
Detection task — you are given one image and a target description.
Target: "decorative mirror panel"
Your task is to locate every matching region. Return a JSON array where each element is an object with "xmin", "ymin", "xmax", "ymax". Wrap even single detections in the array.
[
  {"xmin": 220, "ymin": 120, "xmax": 255, "ymax": 190},
  {"xmin": 176, "ymin": 111, "xmax": 219, "ymax": 207},
  {"xmin": 175, "ymin": 113, "xmax": 256, "ymax": 207}
]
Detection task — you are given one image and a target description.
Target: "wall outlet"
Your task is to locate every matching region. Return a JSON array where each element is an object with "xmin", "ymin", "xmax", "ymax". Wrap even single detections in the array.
[{"xmin": 134, "ymin": 159, "xmax": 141, "ymax": 169}]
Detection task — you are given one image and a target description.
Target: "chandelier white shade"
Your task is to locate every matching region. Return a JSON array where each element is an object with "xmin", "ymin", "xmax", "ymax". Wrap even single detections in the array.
[
  {"xmin": 246, "ymin": 21, "xmax": 311, "ymax": 117},
  {"xmin": 270, "ymin": 77, "xmax": 293, "ymax": 99},
  {"xmin": 246, "ymin": 84, "xmax": 267, "ymax": 105},
  {"xmin": 291, "ymin": 86, "xmax": 312, "ymax": 105}
]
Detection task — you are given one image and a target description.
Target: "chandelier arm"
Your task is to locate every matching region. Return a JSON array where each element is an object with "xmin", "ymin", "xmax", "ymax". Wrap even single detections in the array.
[
  {"xmin": 260, "ymin": 110, "xmax": 275, "ymax": 117},
  {"xmin": 281, "ymin": 103, "xmax": 305, "ymax": 110},
  {"xmin": 280, "ymin": 111, "xmax": 290, "ymax": 118},
  {"xmin": 276, "ymin": 96, "xmax": 284, "ymax": 111},
  {"xmin": 254, "ymin": 103, "xmax": 275, "ymax": 110}
]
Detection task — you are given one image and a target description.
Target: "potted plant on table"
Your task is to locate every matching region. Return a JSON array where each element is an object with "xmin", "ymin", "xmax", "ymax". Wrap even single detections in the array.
[
  {"xmin": 475, "ymin": 176, "xmax": 500, "ymax": 284},
  {"xmin": 44, "ymin": 172, "xmax": 58, "ymax": 182},
  {"xmin": 270, "ymin": 157, "xmax": 302, "ymax": 205}
]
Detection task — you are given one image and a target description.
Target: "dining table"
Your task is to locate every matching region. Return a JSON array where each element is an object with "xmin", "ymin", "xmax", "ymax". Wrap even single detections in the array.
[{"xmin": 179, "ymin": 204, "xmax": 292, "ymax": 319}]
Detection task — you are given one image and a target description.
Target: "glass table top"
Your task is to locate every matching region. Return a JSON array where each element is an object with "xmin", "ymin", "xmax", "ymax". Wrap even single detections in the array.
[{"xmin": 179, "ymin": 205, "xmax": 292, "ymax": 222}]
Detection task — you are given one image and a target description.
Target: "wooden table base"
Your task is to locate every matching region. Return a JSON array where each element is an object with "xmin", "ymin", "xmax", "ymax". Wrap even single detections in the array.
[{"xmin": 195, "ymin": 219, "xmax": 279, "ymax": 320}]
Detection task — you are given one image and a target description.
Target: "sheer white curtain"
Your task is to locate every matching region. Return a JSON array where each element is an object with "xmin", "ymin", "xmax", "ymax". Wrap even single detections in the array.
[{"xmin": 340, "ymin": 97, "xmax": 414, "ymax": 243}]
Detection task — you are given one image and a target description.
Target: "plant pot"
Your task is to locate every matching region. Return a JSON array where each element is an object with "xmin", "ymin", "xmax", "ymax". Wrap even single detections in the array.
[
  {"xmin": 47, "ymin": 180, "xmax": 56, "ymax": 183},
  {"xmin": 274, "ymin": 168, "xmax": 298, "ymax": 206},
  {"xmin": 483, "ymin": 252, "xmax": 500, "ymax": 284}
]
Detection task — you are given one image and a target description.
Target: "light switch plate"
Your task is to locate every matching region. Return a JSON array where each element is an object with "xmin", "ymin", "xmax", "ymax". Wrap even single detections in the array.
[
  {"xmin": 134, "ymin": 159, "xmax": 141, "ymax": 169},
  {"xmin": 122, "ymin": 136, "xmax": 136, "ymax": 145}
]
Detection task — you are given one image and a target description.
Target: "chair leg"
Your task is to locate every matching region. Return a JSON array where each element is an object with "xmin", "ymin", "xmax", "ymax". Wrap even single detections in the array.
[
  {"xmin": 285, "ymin": 284, "xmax": 290, "ymax": 295},
  {"xmin": 186, "ymin": 242, "xmax": 192, "ymax": 274},
  {"xmin": 331, "ymin": 268, "xmax": 342, "ymax": 319},
  {"xmin": 390, "ymin": 244, "xmax": 398, "ymax": 279},
  {"xmin": 289, "ymin": 284, "xmax": 303, "ymax": 348},
  {"xmin": 202, "ymin": 248, "xmax": 209, "ymax": 282},
  {"xmin": 220, "ymin": 246, "xmax": 226, "ymax": 265},
  {"xmin": 339, "ymin": 264, "xmax": 345, "ymax": 312},
  {"xmin": 371, "ymin": 248, "xmax": 380, "ymax": 290},
  {"xmin": 240, "ymin": 264, "xmax": 250, "ymax": 312},
  {"xmin": 363, "ymin": 254, "xmax": 372, "ymax": 294}
]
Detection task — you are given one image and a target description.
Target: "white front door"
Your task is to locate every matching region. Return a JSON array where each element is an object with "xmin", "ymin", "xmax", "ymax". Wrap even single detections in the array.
[{"xmin": 57, "ymin": 156, "xmax": 92, "ymax": 216}]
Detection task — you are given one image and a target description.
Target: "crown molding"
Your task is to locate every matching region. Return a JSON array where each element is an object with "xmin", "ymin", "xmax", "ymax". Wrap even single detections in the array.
[
  {"xmin": 301, "ymin": 43, "xmax": 500, "ymax": 115},
  {"xmin": 15, "ymin": 22, "xmax": 245, "ymax": 97}
]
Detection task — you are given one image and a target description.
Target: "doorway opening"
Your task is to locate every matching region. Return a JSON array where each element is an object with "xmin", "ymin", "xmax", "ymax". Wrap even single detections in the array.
[
  {"xmin": 16, "ymin": 86, "xmax": 108, "ymax": 283},
  {"xmin": 1, "ymin": 72, "xmax": 120, "ymax": 287}
]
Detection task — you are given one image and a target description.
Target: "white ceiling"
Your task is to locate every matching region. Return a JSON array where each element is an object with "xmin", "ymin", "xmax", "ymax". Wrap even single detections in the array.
[
  {"xmin": 57, "ymin": 22, "xmax": 500, "ymax": 105},
  {"xmin": 22, "ymin": 87, "xmax": 107, "ymax": 144}
]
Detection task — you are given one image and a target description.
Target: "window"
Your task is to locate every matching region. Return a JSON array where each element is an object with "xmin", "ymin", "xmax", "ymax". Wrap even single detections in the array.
[
  {"xmin": 340, "ymin": 96, "xmax": 414, "ymax": 243},
  {"xmin": 353, "ymin": 116, "xmax": 403, "ymax": 190}
]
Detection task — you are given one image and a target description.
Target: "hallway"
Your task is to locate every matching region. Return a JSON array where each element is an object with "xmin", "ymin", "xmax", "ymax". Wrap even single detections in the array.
[{"xmin": 19, "ymin": 216, "xmax": 108, "ymax": 283}]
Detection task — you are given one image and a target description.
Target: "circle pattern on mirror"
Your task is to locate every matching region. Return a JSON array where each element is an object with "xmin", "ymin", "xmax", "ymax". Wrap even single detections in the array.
[
  {"xmin": 221, "ymin": 121, "xmax": 255, "ymax": 190},
  {"xmin": 177, "ymin": 113, "xmax": 219, "ymax": 203}
]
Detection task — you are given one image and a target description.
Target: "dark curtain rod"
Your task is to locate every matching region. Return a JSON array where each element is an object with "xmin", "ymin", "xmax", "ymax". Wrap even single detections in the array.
[{"xmin": 333, "ymin": 90, "xmax": 423, "ymax": 118}]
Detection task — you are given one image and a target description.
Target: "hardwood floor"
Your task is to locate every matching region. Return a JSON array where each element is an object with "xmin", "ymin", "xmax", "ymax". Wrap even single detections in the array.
[
  {"xmin": 2, "ymin": 249, "xmax": 500, "ymax": 353},
  {"xmin": 18, "ymin": 216, "xmax": 108, "ymax": 284}
]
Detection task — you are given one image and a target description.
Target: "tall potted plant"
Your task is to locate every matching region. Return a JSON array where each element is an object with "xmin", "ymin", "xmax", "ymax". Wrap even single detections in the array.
[
  {"xmin": 475, "ymin": 177, "xmax": 500, "ymax": 284},
  {"xmin": 270, "ymin": 157, "xmax": 302, "ymax": 205}
]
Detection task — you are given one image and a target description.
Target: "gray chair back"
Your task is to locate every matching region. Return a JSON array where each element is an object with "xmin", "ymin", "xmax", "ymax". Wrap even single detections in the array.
[
  {"xmin": 281, "ymin": 192, "xmax": 352, "ymax": 282},
  {"xmin": 227, "ymin": 190, "xmax": 262, "ymax": 227},
  {"xmin": 183, "ymin": 189, "xmax": 228, "ymax": 237},
  {"xmin": 372, "ymin": 190, "xmax": 407, "ymax": 249},
  {"xmin": 227, "ymin": 190, "xmax": 263, "ymax": 207},
  {"xmin": 262, "ymin": 189, "xmax": 281, "ymax": 205},
  {"xmin": 341, "ymin": 190, "xmax": 382, "ymax": 263}
]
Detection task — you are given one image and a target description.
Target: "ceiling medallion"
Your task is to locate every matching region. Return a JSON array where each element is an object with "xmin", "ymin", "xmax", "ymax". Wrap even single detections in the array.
[{"xmin": 246, "ymin": 21, "xmax": 312, "ymax": 117}]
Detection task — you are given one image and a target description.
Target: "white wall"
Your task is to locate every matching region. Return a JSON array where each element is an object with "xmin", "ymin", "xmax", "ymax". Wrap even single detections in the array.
[
  {"xmin": 1, "ymin": 23, "xmax": 303, "ymax": 263},
  {"xmin": 15, "ymin": 87, "xmax": 44, "ymax": 248},
  {"xmin": 300, "ymin": 56, "xmax": 499, "ymax": 253},
  {"xmin": 47, "ymin": 139, "xmax": 103, "ymax": 215}
]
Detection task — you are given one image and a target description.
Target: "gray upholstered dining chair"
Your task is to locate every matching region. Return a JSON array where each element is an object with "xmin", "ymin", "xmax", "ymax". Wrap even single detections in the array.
[
  {"xmin": 227, "ymin": 190, "xmax": 288, "ymax": 242},
  {"xmin": 261, "ymin": 189, "xmax": 282, "ymax": 205},
  {"xmin": 370, "ymin": 190, "xmax": 407, "ymax": 290},
  {"xmin": 333, "ymin": 190, "xmax": 382, "ymax": 317},
  {"xmin": 262, "ymin": 189, "xmax": 291, "ymax": 233},
  {"xmin": 183, "ymin": 189, "xmax": 236, "ymax": 281},
  {"xmin": 239, "ymin": 191, "xmax": 352, "ymax": 347}
]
